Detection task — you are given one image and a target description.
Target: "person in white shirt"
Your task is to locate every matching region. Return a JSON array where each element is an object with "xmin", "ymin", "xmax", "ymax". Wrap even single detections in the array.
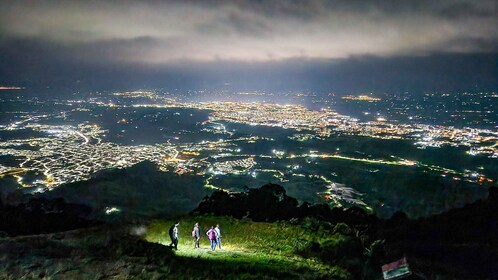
[{"xmin": 214, "ymin": 224, "xmax": 222, "ymax": 249}]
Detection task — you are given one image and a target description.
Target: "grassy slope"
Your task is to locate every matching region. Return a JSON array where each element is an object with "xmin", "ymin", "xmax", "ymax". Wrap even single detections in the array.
[
  {"xmin": 0, "ymin": 217, "xmax": 351, "ymax": 280},
  {"xmin": 145, "ymin": 216, "xmax": 350, "ymax": 279}
]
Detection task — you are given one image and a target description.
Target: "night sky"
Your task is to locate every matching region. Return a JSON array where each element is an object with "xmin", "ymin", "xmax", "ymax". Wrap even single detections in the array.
[{"xmin": 0, "ymin": 0, "xmax": 497, "ymax": 93}]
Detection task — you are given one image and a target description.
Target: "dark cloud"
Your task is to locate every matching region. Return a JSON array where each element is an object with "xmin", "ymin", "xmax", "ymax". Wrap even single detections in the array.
[
  {"xmin": 1, "ymin": 36, "xmax": 496, "ymax": 93},
  {"xmin": 0, "ymin": 0, "xmax": 496, "ymax": 92},
  {"xmin": 0, "ymin": 0, "xmax": 496, "ymax": 63}
]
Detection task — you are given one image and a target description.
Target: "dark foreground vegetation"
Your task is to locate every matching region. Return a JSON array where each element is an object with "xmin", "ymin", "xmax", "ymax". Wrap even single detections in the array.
[{"xmin": 1, "ymin": 174, "xmax": 497, "ymax": 279}]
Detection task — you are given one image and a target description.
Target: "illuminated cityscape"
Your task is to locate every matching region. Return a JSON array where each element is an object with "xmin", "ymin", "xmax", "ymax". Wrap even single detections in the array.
[
  {"xmin": 1, "ymin": 90, "xmax": 496, "ymax": 213},
  {"xmin": 0, "ymin": 0, "xmax": 497, "ymax": 278}
]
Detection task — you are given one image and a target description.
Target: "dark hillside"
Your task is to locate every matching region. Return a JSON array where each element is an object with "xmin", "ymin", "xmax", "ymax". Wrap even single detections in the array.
[
  {"xmin": 380, "ymin": 187, "xmax": 498, "ymax": 278},
  {"xmin": 0, "ymin": 196, "xmax": 96, "ymax": 236},
  {"xmin": 46, "ymin": 161, "xmax": 208, "ymax": 220}
]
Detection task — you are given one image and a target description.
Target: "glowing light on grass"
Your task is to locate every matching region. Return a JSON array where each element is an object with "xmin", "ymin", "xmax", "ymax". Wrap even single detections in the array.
[{"xmin": 143, "ymin": 216, "xmax": 330, "ymax": 273}]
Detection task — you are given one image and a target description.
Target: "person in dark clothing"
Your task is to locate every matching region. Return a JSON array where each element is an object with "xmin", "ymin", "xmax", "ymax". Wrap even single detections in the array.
[
  {"xmin": 192, "ymin": 223, "xmax": 200, "ymax": 248},
  {"xmin": 169, "ymin": 221, "xmax": 180, "ymax": 250}
]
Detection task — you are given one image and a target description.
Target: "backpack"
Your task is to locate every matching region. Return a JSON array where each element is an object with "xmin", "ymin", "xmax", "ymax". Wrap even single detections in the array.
[
  {"xmin": 208, "ymin": 229, "xmax": 216, "ymax": 240},
  {"xmin": 192, "ymin": 228, "xmax": 196, "ymax": 238},
  {"xmin": 168, "ymin": 225, "xmax": 174, "ymax": 237}
]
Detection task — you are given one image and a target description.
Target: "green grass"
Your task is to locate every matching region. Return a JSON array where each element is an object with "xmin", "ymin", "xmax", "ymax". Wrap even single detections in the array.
[{"xmin": 145, "ymin": 216, "xmax": 350, "ymax": 279}]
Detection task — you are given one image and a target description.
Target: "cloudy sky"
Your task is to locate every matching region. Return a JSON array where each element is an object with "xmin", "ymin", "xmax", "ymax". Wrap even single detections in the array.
[{"xmin": 0, "ymin": 0, "xmax": 497, "ymax": 92}]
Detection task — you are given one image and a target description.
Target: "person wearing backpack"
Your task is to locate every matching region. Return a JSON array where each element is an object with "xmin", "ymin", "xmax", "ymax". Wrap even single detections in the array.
[
  {"xmin": 206, "ymin": 226, "xmax": 217, "ymax": 251},
  {"xmin": 192, "ymin": 223, "xmax": 200, "ymax": 249},
  {"xmin": 169, "ymin": 221, "xmax": 180, "ymax": 250}
]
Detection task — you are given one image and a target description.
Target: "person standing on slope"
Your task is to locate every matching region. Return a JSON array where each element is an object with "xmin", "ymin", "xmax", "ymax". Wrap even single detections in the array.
[
  {"xmin": 206, "ymin": 226, "xmax": 217, "ymax": 251},
  {"xmin": 192, "ymin": 223, "xmax": 200, "ymax": 249},
  {"xmin": 169, "ymin": 221, "xmax": 180, "ymax": 250},
  {"xmin": 214, "ymin": 224, "xmax": 222, "ymax": 249}
]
